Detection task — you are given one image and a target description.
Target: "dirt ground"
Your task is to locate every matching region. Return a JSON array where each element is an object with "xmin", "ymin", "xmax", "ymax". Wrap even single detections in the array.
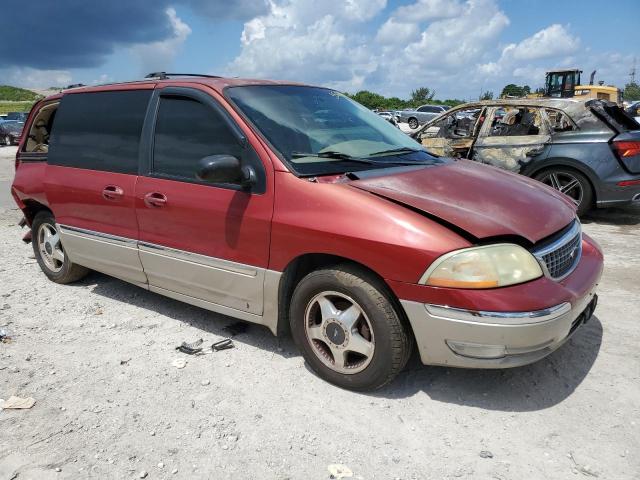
[{"xmin": 1, "ymin": 145, "xmax": 639, "ymax": 480}]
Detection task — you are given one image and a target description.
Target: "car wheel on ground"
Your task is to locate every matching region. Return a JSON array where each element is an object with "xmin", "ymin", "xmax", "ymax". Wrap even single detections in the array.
[
  {"xmin": 408, "ymin": 117, "xmax": 419, "ymax": 130},
  {"xmin": 534, "ymin": 168, "xmax": 593, "ymax": 216},
  {"xmin": 32, "ymin": 211, "xmax": 90, "ymax": 284},
  {"xmin": 289, "ymin": 265, "xmax": 412, "ymax": 391},
  {"xmin": 4, "ymin": 135, "xmax": 10, "ymax": 146}
]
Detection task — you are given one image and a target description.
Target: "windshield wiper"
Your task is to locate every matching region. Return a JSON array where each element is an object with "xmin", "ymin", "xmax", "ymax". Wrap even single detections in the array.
[
  {"xmin": 367, "ymin": 147, "xmax": 422, "ymax": 157},
  {"xmin": 291, "ymin": 151, "xmax": 379, "ymax": 165}
]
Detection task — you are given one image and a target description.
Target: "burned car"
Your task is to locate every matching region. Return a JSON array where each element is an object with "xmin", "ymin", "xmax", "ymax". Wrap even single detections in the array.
[{"xmin": 414, "ymin": 99, "xmax": 640, "ymax": 215}]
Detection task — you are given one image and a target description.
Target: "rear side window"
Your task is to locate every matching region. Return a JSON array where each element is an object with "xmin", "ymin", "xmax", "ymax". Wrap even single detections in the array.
[
  {"xmin": 152, "ymin": 96, "xmax": 242, "ymax": 179},
  {"xmin": 48, "ymin": 90, "xmax": 151, "ymax": 173}
]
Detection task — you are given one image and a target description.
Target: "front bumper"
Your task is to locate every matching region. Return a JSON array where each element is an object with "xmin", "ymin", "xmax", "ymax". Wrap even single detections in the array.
[{"xmin": 401, "ymin": 289, "xmax": 598, "ymax": 368}]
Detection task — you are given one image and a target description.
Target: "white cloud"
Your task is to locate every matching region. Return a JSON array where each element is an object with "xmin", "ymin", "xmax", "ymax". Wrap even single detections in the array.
[
  {"xmin": 224, "ymin": 0, "xmax": 629, "ymax": 100},
  {"xmin": 0, "ymin": 67, "xmax": 72, "ymax": 88},
  {"xmin": 227, "ymin": 0, "xmax": 386, "ymax": 88},
  {"xmin": 392, "ymin": 0, "xmax": 463, "ymax": 22},
  {"xmin": 130, "ymin": 7, "xmax": 191, "ymax": 74},
  {"xmin": 501, "ymin": 24, "xmax": 579, "ymax": 62},
  {"xmin": 376, "ymin": 18, "xmax": 420, "ymax": 45}
]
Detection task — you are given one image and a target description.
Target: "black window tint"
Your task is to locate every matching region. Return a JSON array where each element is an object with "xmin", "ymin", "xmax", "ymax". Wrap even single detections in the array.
[
  {"xmin": 49, "ymin": 90, "xmax": 151, "ymax": 173},
  {"xmin": 152, "ymin": 96, "xmax": 242, "ymax": 179}
]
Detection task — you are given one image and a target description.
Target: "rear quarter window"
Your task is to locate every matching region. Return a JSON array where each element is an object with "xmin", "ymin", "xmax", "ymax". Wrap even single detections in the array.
[{"xmin": 48, "ymin": 90, "xmax": 151, "ymax": 173}]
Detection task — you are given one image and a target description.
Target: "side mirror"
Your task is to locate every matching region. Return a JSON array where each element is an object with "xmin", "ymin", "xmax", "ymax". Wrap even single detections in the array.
[{"xmin": 196, "ymin": 155, "xmax": 256, "ymax": 190}]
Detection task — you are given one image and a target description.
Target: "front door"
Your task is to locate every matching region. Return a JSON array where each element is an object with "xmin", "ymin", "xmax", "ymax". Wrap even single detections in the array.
[
  {"xmin": 471, "ymin": 106, "xmax": 551, "ymax": 173},
  {"xmin": 134, "ymin": 86, "xmax": 274, "ymax": 319},
  {"xmin": 420, "ymin": 107, "xmax": 487, "ymax": 158}
]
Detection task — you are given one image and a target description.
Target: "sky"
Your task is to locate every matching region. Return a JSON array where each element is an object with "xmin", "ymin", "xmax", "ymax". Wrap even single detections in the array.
[{"xmin": 1, "ymin": 0, "xmax": 638, "ymax": 100}]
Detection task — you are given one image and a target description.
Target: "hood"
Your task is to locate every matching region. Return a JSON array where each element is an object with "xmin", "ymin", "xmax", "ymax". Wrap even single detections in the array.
[{"xmin": 349, "ymin": 160, "xmax": 576, "ymax": 244}]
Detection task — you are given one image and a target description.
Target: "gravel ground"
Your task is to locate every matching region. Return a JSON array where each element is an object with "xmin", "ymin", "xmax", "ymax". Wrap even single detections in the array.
[{"xmin": 1, "ymin": 146, "xmax": 639, "ymax": 480}]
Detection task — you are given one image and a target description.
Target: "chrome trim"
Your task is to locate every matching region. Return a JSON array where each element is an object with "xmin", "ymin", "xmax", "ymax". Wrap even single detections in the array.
[
  {"xmin": 56, "ymin": 224, "xmax": 284, "ymax": 335},
  {"xmin": 425, "ymin": 302, "xmax": 572, "ymax": 325},
  {"xmin": 58, "ymin": 224, "xmax": 137, "ymax": 246},
  {"xmin": 139, "ymin": 241, "xmax": 258, "ymax": 277},
  {"xmin": 532, "ymin": 220, "xmax": 582, "ymax": 281}
]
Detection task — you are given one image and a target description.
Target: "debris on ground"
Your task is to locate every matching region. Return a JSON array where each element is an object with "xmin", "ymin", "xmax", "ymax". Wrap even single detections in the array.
[
  {"xmin": 171, "ymin": 358, "xmax": 187, "ymax": 369},
  {"xmin": 223, "ymin": 321, "xmax": 250, "ymax": 337},
  {"xmin": 479, "ymin": 450, "xmax": 494, "ymax": 459},
  {"xmin": 211, "ymin": 338, "xmax": 234, "ymax": 352},
  {"xmin": 1, "ymin": 395, "xmax": 36, "ymax": 409},
  {"xmin": 0, "ymin": 327, "xmax": 12, "ymax": 343},
  {"xmin": 176, "ymin": 338, "xmax": 204, "ymax": 355},
  {"xmin": 568, "ymin": 452, "xmax": 599, "ymax": 477},
  {"xmin": 328, "ymin": 464, "xmax": 353, "ymax": 479}
]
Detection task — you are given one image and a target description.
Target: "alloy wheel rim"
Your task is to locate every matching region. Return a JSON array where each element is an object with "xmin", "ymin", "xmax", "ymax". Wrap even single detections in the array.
[
  {"xmin": 541, "ymin": 171, "xmax": 583, "ymax": 206},
  {"xmin": 304, "ymin": 291, "xmax": 375, "ymax": 375},
  {"xmin": 37, "ymin": 223, "xmax": 64, "ymax": 272}
]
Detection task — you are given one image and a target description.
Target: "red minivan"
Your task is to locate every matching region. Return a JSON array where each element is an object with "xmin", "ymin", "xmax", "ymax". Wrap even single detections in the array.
[{"xmin": 11, "ymin": 74, "xmax": 603, "ymax": 390}]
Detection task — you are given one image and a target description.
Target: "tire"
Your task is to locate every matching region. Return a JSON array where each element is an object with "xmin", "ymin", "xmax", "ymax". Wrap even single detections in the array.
[
  {"xmin": 31, "ymin": 211, "xmax": 89, "ymax": 284},
  {"xmin": 408, "ymin": 117, "xmax": 419, "ymax": 130},
  {"xmin": 534, "ymin": 167, "xmax": 593, "ymax": 217},
  {"xmin": 5, "ymin": 135, "xmax": 11, "ymax": 146},
  {"xmin": 289, "ymin": 265, "xmax": 412, "ymax": 391}
]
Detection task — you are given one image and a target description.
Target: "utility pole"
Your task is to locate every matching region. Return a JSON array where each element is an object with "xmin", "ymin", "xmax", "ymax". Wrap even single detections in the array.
[{"xmin": 631, "ymin": 57, "xmax": 637, "ymax": 84}]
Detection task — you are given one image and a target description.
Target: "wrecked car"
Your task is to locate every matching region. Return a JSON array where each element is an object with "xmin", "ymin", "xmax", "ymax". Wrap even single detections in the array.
[
  {"xmin": 12, "ymin": 75, "xmax": 602, "ymax": 391},
  {"xmin": 415, "ymin": 99, "xmax": 640, "ymax": 215}
]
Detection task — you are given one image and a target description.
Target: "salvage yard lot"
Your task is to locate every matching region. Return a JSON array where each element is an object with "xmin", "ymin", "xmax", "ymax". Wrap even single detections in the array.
[{"xmin": 0, "ymin": 145, "xmax": 639, "ymax": 479}]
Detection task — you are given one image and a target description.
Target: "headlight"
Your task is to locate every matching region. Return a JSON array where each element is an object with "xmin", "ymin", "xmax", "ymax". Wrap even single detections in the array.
[{"xmin": 420, "ymin": 244, "xmax": 543, "ymax": 289}]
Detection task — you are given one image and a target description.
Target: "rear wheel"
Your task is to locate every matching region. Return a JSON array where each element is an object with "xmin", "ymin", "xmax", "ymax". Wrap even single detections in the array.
[
  {"xmin": 289, "ymin": 265, "xmax": 411, "ymax": 391},
  {"xmin": 534, "ymin": 168, "xmax": 593, "ymax": 216},
  {"xmin": 408, "ymin": 117, "xmax": 419, "ymax": 129},
  {"xmin": 32, "ymin": 211, "xmax": 89, "ymax": 284}
]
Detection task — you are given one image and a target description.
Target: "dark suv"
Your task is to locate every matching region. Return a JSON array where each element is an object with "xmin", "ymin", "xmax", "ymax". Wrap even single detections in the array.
[{"xmin": 416, "ymin": 99, "xmax": 640, "ymax": 215}]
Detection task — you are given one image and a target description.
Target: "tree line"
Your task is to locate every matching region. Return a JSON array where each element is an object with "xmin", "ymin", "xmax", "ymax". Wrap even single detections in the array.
[{"xmin": 344, "ymin": 87, "xmax": 466, "ymax": 110}]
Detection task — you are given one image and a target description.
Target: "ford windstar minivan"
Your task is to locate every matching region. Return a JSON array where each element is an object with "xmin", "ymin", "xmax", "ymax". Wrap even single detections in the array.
[{"xmin": 11, "ymin": 73, "xmax": 603, "ymax": 390}]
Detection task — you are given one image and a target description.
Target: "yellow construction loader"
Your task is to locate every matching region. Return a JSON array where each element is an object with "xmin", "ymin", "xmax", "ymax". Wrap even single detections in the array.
[{"xmin": 541, "ymin": 69, "xmax": 622, "ymax": 105}]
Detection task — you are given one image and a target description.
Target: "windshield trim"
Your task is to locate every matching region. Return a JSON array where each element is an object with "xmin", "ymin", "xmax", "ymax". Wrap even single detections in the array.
[{"xmin": 223, "ymin": 84, "xmax": 434, "ymax": 178}]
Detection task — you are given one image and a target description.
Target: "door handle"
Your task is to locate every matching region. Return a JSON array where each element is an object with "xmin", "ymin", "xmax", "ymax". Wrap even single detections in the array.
[
  {"xmin": 102, "ymin": 185, "xmax": 124, "ymax": 201},
  {"xmin": 144, "ymin": 192, "xmax": 168, "ymax": 208}
]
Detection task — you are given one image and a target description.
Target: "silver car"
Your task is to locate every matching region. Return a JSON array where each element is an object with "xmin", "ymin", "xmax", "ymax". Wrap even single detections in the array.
[{"xmin": 397, "ymin": 105, "xmax": 448, "ymax": 129}]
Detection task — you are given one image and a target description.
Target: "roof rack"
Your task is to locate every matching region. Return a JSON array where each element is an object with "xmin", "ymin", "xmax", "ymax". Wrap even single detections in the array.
[{"xmin": 144, "ymin": 72, "xmax": 221, "ymax": 80}]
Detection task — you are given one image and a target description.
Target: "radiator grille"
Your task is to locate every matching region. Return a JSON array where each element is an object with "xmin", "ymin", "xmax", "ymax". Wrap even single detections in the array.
[{"xmin": 533, "ymin": 221, "xmax": 582, "ymax": 280}]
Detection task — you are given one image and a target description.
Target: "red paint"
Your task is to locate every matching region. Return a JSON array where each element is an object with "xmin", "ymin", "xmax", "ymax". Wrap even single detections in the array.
[
  {"xmin": 350, "ymin": 160, "xmax": 576, "ymax": 244},
  {"xmin": 11, "ymin": 77, "xmax": 603, "ymax": 316},
  {"xmin": 45, "ymin": 165, "xmax": 140, "ymax": 240},
  {"xmin": 135, "ymin": 176, "xmax": 273, "ymax": 268},
  {"xmin": 387, "ymin": 234, "xmax": 603, "ymax": 311}
]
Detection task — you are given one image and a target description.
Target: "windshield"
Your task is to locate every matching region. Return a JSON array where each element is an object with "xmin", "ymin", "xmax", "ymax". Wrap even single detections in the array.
[
  {"xmin": 3, "ymin": 121, "xmax": 22, "ymax": 133},
  {"xmin": 226, "ymin": 85, "xmax": 440, "ymax": 176}
]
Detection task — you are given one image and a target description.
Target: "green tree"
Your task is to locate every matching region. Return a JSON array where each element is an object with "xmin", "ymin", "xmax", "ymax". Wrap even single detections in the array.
[
  {"xmin": 623, "ymin": 82, "xmax": 640, "ymax": 101},
  {"xmin": 500, "ymin": 84, "xmax": 531, "ymax": 98},
  {"xmin": 410, "ymin": 87, "xmax": 435, "ymax": 106},
  {"xmin": 479, "ymin": 91, "xmax": 494, "ymax": 100}
]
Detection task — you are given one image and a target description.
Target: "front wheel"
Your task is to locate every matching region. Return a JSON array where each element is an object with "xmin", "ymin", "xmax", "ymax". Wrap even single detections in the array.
[
  {"xmin": 408, "ymin": 117, "xmax": 419, "ymax": 130},
  {"xmin": 289, "ymin": 266, "xmax": 412, "ymax": 391},
  {"xmin": 31, "ymin": 211, "xmax": 89, "ymax": 284},
  {"xmin": 534, "ymin": 168, "xmax": 593, "ymax": 216}
]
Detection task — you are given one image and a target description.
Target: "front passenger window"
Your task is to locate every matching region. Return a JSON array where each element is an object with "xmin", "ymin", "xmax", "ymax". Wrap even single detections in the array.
[{"xmin": 153, "ymin": 96, "xmax": 242, "ymax": 180}]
